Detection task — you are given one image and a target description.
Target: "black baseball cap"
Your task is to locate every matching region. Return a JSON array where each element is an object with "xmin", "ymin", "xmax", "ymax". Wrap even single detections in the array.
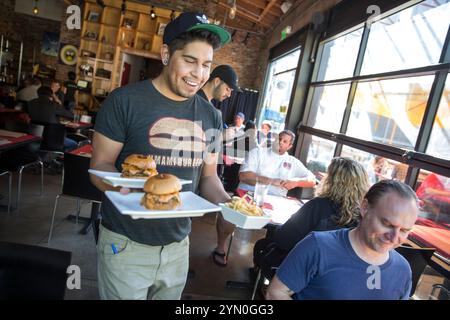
[
  {"xmin": 163, "ymin": 12, "xmax": 231, "ymax": 46},
  {"xmin": 210, "ymin": 65, "xmax": 242, "ymax": 92}
]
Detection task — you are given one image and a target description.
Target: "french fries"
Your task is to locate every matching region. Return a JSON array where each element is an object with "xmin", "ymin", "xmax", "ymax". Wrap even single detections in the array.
[{"xmin": 224, "ymin": 196, "xmax": 264, "ymax": 217}]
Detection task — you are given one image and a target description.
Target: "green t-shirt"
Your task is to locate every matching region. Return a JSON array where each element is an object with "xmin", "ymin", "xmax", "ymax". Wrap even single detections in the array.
[{"xmin": 95, "ymin": 80, "xmax": 222, "ymax": 245}]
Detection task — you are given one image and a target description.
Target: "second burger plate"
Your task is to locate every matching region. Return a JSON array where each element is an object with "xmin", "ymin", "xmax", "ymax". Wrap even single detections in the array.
[
  {"xmin": 89, "ymin": 169, "xmax": 192, "ymax": 189},
  {"xmin": 105, "ymin": 191, "xmax": 220, "ymax": 219}
]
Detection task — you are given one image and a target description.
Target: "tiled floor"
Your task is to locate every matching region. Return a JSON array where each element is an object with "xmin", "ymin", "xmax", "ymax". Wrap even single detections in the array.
[
  {"xmin": 0, "ymin": 169, "xmax": 265, "ymax": 300},
  {"xmin": 0, "ymin": 169, "xmax": 447, "ymax": 300}
]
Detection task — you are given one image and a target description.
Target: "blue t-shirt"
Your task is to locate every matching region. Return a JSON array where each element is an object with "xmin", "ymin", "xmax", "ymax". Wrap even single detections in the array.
[{"xmin": 276, "ymin": 229, "xmax": 412, "ymax": 300}]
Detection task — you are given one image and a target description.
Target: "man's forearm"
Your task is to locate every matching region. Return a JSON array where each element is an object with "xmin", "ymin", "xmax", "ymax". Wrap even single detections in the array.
[
  {"xmin": 199, "ymin": 175, "xmax": 231, "ymax": 204},
  {"xmin": 295, "ymin": 178, "xmax": 316, "ymax": 188},
  {"xmin": 265, "ymin": 289, "xmax": 293, "ymax": 300},
  {"xmin": 239, "ymin": 172, "xmax": 272, "ymax": 186}
]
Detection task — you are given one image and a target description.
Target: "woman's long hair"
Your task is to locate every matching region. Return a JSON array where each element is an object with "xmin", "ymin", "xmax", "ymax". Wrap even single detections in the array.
[{"xmin": 315, "ymin": 157, "xmax": 369, "ymax": 226}]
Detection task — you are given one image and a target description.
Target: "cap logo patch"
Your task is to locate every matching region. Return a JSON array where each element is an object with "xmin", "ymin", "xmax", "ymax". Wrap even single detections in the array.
[{"xmin": 196, "ymin": 14, "xmax": 209, "ymax": 24}]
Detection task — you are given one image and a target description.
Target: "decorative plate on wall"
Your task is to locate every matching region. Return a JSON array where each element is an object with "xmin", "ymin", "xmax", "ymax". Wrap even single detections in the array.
[{"xmin": 60, "ymin": 44, "xmax": 78, "ymax": 66}]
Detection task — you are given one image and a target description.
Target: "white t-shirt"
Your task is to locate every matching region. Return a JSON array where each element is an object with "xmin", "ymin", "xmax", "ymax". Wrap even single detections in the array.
[
  {"xmin": 16, "ymin": 85, "xmax": 40, "ymax": 102},
  {"xmin": 238, "ymin": 148, "xmax": 314, "ymax": 197}
]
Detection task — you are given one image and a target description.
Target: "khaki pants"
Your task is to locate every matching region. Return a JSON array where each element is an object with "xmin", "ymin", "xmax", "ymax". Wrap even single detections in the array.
[{"xmin": 97, "ymin": 224, "xmax": 189, "ymax": 300}]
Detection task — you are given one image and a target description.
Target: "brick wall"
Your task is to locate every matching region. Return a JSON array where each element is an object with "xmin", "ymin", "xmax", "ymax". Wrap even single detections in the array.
[
  {"xmin": 55, "ymin": 3, "xmax": 81, "ymax": 82},
  {"xmin": 0, "ymin": 0, "xmax": 60, "ymax": 84}
]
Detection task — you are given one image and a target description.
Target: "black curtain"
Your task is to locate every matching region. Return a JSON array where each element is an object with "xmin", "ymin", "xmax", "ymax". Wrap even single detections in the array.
[{"xmin": 213, "ymin": 89, "xmax": 259, "ymax": 126}]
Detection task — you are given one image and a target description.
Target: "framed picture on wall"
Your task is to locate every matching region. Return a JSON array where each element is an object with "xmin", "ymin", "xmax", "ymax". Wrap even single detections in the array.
[
  {"xmin": 84, "ymin": 31, "xmax": 98, "ymax": 40},
  {"xmin": 88, "ymin": 11, "xmax": 100, "ymax": 22},
  {"xmin": 157, "ymin": 23, "xmax": 167, "ymax": 36},
  {"xmin": 41, "ymin": 32, "xmax": 60, "ymax": 57}
]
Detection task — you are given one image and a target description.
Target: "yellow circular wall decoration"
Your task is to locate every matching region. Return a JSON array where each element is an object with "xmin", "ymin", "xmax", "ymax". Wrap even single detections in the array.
[{"xmin": 60, "ymin": 44, "xmax": 78, "ymax": 65}]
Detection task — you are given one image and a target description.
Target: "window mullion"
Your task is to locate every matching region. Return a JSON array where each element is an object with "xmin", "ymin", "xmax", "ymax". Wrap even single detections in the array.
[{"xmin": 335, "ymin": 21, "xmax": 372, "ymax": 157}]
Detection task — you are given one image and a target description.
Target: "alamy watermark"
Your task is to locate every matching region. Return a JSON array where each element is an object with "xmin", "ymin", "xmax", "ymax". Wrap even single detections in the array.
[
  {"xmin": 66, "ymin": 5, "xmax": 81, "ymax": 30},
  {"xmin": 67, "ymin": 265, "xmax": 81, "ymax": 290},
  {"xmin": 366, "ymin": 265, "xmax": 381, "ymax": 290}
]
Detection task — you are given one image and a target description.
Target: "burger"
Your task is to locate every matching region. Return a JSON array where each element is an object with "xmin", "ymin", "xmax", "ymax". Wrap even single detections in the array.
[
  {"xmin": 121, "ymin": 154, "xmax": 158, "ymax": 178},
  {"xmin": 141, "ymin": 174, "xmax": 182, "ymax": 210}
]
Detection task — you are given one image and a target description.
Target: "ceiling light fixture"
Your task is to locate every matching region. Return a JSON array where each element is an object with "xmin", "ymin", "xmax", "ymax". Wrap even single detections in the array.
[
  {"xmin": 229, "ymin": 0, "xmax": 236, "ymax": 20},
  {"xmin": 280, "ymin": 1, "xmax": 293, "ymax": 14},
  {"xmin": 33, "ymin": 0, "xmax": 39, "ymax": 15},
  {"xmin": 150, "ymin": 6, "xmax": 156, "ymax": 19}
]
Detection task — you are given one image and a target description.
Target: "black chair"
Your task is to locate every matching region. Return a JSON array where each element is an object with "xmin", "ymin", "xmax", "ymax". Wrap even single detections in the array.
[
  {"xmin": 1, "ymin": 121, "xmax": 44, "ymax": 211},
  {"xmin": 395, "ymin": 245, "xmax": 435, "ymax": 298},
  {"xmin": 38, "ymin": 122, "xmax": 66, "ymax": 154},
  {"xmin": 429, "ymin": 283, "xmax": 450, "ymax": 300},
  {"xmin": 0, "ymin": 241, "xmax": 72, "ymax": 299},
  {"xmin": 48, "ymin": 152, "xmax": 102, "ymax": 243},
  {"xmin": 0, "ymin": 170, "xmax": 12, "ymax": 213}
]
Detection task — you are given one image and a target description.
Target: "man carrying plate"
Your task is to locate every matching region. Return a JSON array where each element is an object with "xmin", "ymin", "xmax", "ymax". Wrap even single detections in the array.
[{"xmin": 89, "ymin": 12, "xmax": 232, "ymax": 300}]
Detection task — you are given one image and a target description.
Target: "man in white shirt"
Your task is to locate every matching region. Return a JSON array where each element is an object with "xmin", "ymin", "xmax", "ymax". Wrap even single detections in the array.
[
  {"xmin": 213, "ymin": 130, "xmax": 316, "ymax": 266},
  {"xmin": 239, "ymin": 130, "xmax": 316, "ymax": 196}
]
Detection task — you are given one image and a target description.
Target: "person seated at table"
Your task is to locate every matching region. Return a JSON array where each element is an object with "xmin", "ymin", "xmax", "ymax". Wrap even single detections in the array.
[
  {"xmin": 50, "ymin": 79, "xmax": 64, "ymax": 106},
  {"xmin": 213, "ymin": 130, "xmax": 316, "ymax": 266},
  {"xmin": 16, "ymin": 77, "xmax": 42, "ymax": 107},
  {"xmin": 266, "ymin": 180, "xmax": 419, "ymax": 300},
  {"xmin": 416, "ymin": 173, "xmax": 450, "ymax": 224},
  {"xmin": 28, "ymin": 86, "xmax": 77, "ymax": 151},
  {"xmin": 238, "ymin": 129, "xmax": 316, "ymax": 197},
  {"xmin": 257, "ymin": 120, "xmax": 273, "ymax": 148},
  {"xmin": 253, "ymin": 157, "xmax": 369, "ymax": 279},
  {"xmin": 367, "ymin": 156, "xmax": 388, "ymax": 184}
]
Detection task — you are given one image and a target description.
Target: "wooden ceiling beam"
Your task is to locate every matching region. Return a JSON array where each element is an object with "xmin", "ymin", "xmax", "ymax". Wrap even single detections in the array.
[
  {"xmin": 237, "ymin": 1, "xmax": 263, "ymax": 15},
  {"xmin": 239, "ymin": 0, "xmax": 267, "ymax": 10},
  {"xmin": 259, "ymin": 0, "xmax": 278, "ymax": 21}
]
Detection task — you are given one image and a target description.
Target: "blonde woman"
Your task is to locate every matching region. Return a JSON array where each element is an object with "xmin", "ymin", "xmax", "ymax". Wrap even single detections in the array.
[{"xmin": 253, "ymin": 157, "xmax": 369, "ymax": 278}]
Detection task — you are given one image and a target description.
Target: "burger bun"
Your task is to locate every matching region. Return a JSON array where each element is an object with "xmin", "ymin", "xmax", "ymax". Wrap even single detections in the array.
[{"xmin": 143, "ymin": 174, "xmax": 181, "ymax": 195}]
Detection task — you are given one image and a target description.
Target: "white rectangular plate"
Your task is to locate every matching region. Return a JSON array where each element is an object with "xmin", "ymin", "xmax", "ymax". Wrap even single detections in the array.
[
  {"xmin": 89, "ymin": 169, "xmax": 192, "ymax": 189},
  {"xmin": 105, "ymin": 191, "xmax": 220, "ymax": 219},
  {"xmin": 219, "ymin": 203, "xmax": 272, "ymax": 230}
]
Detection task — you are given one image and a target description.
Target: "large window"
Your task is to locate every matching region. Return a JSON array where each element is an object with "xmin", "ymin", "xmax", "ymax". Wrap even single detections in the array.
[
  {"xmin": 258, "ymin": 49, "xmax": 301, "ymax": 133},
  {"xmin": 341, "ymin": 146, "xmax": 407, "ymax": 185},
  {"xmin": 317, "ymin": 28, "xmax": 363, "ymax": 81},
  {"xmin": 307, "ymin": 84, "xmax": 351, "ymax": 132},
  {"xmin": 304, "ymin": 134, "xmax": 337, "ymax": 177},
  {"xmin": 427, "ymin": 73, "xmax": 450, "ymax": 160},
  {"xmin": 361, "ymin": 0, "xmax": 450, "ymax": 75},
  {"xmin": 346, "ymin": 76, "xmax": 435, "ymax": 148}
]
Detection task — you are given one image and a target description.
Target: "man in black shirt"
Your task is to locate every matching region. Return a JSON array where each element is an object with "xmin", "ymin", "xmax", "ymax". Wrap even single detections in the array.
[{"xmin": 64, "ymin": 71, "xmax": 77, "ymax": 112}]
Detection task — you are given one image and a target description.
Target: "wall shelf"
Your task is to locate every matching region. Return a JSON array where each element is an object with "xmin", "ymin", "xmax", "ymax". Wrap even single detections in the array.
[{"xmin": 76, "ymin": 0, "xmax": 176, "ymax": 112}]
